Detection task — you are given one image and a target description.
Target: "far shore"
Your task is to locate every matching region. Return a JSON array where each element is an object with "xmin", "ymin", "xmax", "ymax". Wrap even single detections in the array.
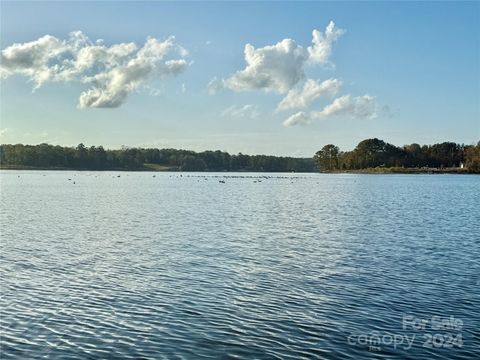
[
  {"xmin": 0, "ymin": 165, "xmax": 476, "ymax": 174},
  {"xmin": 321, "ymin": 167, "xmax": 472, "ymax": 174}
]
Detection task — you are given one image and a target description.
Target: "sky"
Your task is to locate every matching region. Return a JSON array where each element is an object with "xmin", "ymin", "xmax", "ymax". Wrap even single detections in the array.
[{"xmin": 0, "ymin": 1, "xmax": 479, "ymax": 156}]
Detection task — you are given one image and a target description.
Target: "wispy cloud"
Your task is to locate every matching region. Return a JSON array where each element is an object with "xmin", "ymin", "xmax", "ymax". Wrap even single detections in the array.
[
  {"xmin": 283, "ymin": 95, "xmax": 377, "ymax": 126},
  {"xmin": 283, "ymin": 112, "xmax": 312, "ymax": 127},
  {"xmin": 221, "ymin": 104, "xmax": 261, "ymax": 119},
  {"xmin": 277, "ymin": 78, "xmax": 342, "ymax": 111}
]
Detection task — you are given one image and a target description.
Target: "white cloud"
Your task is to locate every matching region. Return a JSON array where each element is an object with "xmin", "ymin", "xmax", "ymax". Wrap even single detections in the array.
[
  {"xmin": 283, "ymin": 95, "xmax": 377, "ymax": 126},
  {"xmin": 210, "ymin": 21, "xmax": 345, "ymax": 94},
  {"xmin": 0, "ymin": 128, "xmax": 8, "ymax": 137},
  {"xmin": 277, "ymin": 78, "xmax": 342, "ymax": 111},
  {"xmin": 208, "ymin": 21, "xmax": 380, "ymax": 128},
  {"xmin": 283, "ymin": 112, "xmax": 312, "ymax": 127},
  {"xmin": 223, "ymin": 39, "xmax": 308, "ymax": 93},
  {"xmin": 308, "ymin": 21, "xmax": 345, "ymax": 65},
  {"xmin": 221, "ymin": 104, "xmax": 260, "ymax": 119},
  {"xmin": 317, "ymin": 94, "xmax": 376, "ymax": 118},
  {"xmin": 0, "ymin": 35, "xmax": 66, "ymax": 87},
  {"xmin": 207, "ymin": 77, "xmax": 225, "ymax": 94},
  {"xmin": 205, "ymin": 20, "xmax": 381, "ymax": 128},
  {"xmin": 78, "ymin": 38, "xmax": 188, "ymax": 108},
  {"xmin": 0, "ymin": 32, "xmax": 189, "ymax": 108}
]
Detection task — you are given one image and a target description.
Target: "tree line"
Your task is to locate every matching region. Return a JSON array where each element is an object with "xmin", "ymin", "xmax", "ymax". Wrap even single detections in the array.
[
  {"xmin": 1, "ymin": 139, "xmax": 479, "ymax": 173},
  {"xmin": 314, "ymin": 138, "xmax": 480, "ymax": 173},
  {"xmin": 0, "ymin": 143, "xmax": 315, "ymax": 172}
]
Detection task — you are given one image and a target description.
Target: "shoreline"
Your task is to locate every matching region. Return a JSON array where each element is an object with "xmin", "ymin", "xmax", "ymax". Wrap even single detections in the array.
[
  {"xmin": 321, "ymin": 167, "xmax": 473, "ymax": 174},
  {"xmin": 0, "ymin": 165, "xmax": 477, "ymax": 174}
]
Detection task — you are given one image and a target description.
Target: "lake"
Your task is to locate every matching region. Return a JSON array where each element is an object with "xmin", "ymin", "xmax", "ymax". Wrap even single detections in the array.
[{"xmin": 0, "ymin": 171, "xmax": 479, "ymax": 359}]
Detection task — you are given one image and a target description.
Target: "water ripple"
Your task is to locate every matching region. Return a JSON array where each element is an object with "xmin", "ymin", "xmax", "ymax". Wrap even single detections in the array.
[{"xmin": 1, "ymin": 172, "xmax": 479, "ymax": 359}]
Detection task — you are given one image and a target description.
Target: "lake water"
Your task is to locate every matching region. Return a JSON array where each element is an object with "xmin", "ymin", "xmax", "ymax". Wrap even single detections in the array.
[{"xmin": 0, "ymin": 171, "xmax": 479, "ymax": 359}]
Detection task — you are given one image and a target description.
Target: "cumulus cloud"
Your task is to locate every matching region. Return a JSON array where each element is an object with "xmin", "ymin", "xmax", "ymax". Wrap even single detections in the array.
[
  {"xmin": 211, "ymin": 21, "xmax": 345, "ymax": 94},
  {"xmin": 283, "ymin": 95, "xmax": 377, "ymax": 126},
  {"xmin": 221, "ymin": 104, "xmax": 260, "ymax": 119},
  {"xmin": 223, "ymin": 39, "xmax": 308, "ymax": 93},
  {"xmin": 277, "ymin": 78, "xmax": 342, "ymax": 111},
  {"xmin": 209, "ymin": 21, "xmax": 380, "ymax": 128},
  {"xmin": 0, "ymin": 35, "xmax": 66, "ymax": 87},
  {"xmin": 308, "ymin": 21, "xmax": 346, "ymax": 65},
  {"xmin": 0, "ymin": 31, "xmax": 189, "ymax": 108}
]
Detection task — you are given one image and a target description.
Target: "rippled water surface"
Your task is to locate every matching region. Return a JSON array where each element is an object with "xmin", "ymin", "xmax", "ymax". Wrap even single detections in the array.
[{"xmin": 1, "ymin": 171, "xmax": 479, "ymax": 359}]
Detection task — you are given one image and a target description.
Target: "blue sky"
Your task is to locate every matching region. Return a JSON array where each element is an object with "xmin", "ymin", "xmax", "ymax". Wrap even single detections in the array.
[{"xmin": 1, "ymin": 1, "xmax": 479, "ymax": 156}]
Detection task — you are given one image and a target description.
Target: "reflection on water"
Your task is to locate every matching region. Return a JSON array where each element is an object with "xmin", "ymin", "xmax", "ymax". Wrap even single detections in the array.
[{"xmin": 1, "ymin": 171, "xmax": 479, "ymax": 359}]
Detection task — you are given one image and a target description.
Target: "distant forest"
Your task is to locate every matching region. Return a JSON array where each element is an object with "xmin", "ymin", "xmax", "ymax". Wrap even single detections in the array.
[
  {"xmin": 0, "ymin": 143, "xmax": 315, "ymax": 172},
  {"xmin": 314, "ymin": 138, "xmax": 480, "ymax": 173},
  {"xmin": 0, "ymin": 138, "xmax": 479, "ymax": 173}
]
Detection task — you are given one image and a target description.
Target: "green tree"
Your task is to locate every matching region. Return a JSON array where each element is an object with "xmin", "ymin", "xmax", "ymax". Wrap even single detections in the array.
[
  {"xmin": 314, "ymin": 144, "xmax": 340, "ymax": 171},
  {"xmin": 180, "ymin": 156, "xmax": 207, "ymax": 171},
  {"xmin": 353, "ymin": 138, "xmax": 405, "ymax": 168},
  {"xmin": 465, "ymin": 142, "xmax": 480, "ymax": 172}
]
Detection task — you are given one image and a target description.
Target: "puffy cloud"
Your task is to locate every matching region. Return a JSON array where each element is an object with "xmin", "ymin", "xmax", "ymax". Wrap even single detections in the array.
[
  {"xmin": 72, "ymin": 42, "xmax": 137, "ymax": 74},
  {"xmin": 308, "ymin": 21, "xmax": 346, "ymax": 65},
  {"xmin": 209, "ymin": 21, "xmax": 378, "ymax": 128},
  {"xmin": 277, "ymin": 78, "xmax": 342, "ymax": 111},
  {"xmin": 224, "ymin": 39, "xmax": 308, "ymax": 93},
  {"xmin": 211, "ymin": 21, "xmax": 345, "ymax": 94},
  {"xmin": 0, "ymin": 35, "xmax": 66, "ymax": 87},
  {"xmin": 78, "ymin": 38, "xmax": 188, "ymax": 108},
  {"xmin": 0, "ymin": 32, "xmax": 189, "ymax": 108},
  {"xmin": 283, "ymin": 95, "xmax": 377, "ymax": 126},
  {"xmin": 221, "ymin": 104, "xmax": 260, "ymax": 119}
]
